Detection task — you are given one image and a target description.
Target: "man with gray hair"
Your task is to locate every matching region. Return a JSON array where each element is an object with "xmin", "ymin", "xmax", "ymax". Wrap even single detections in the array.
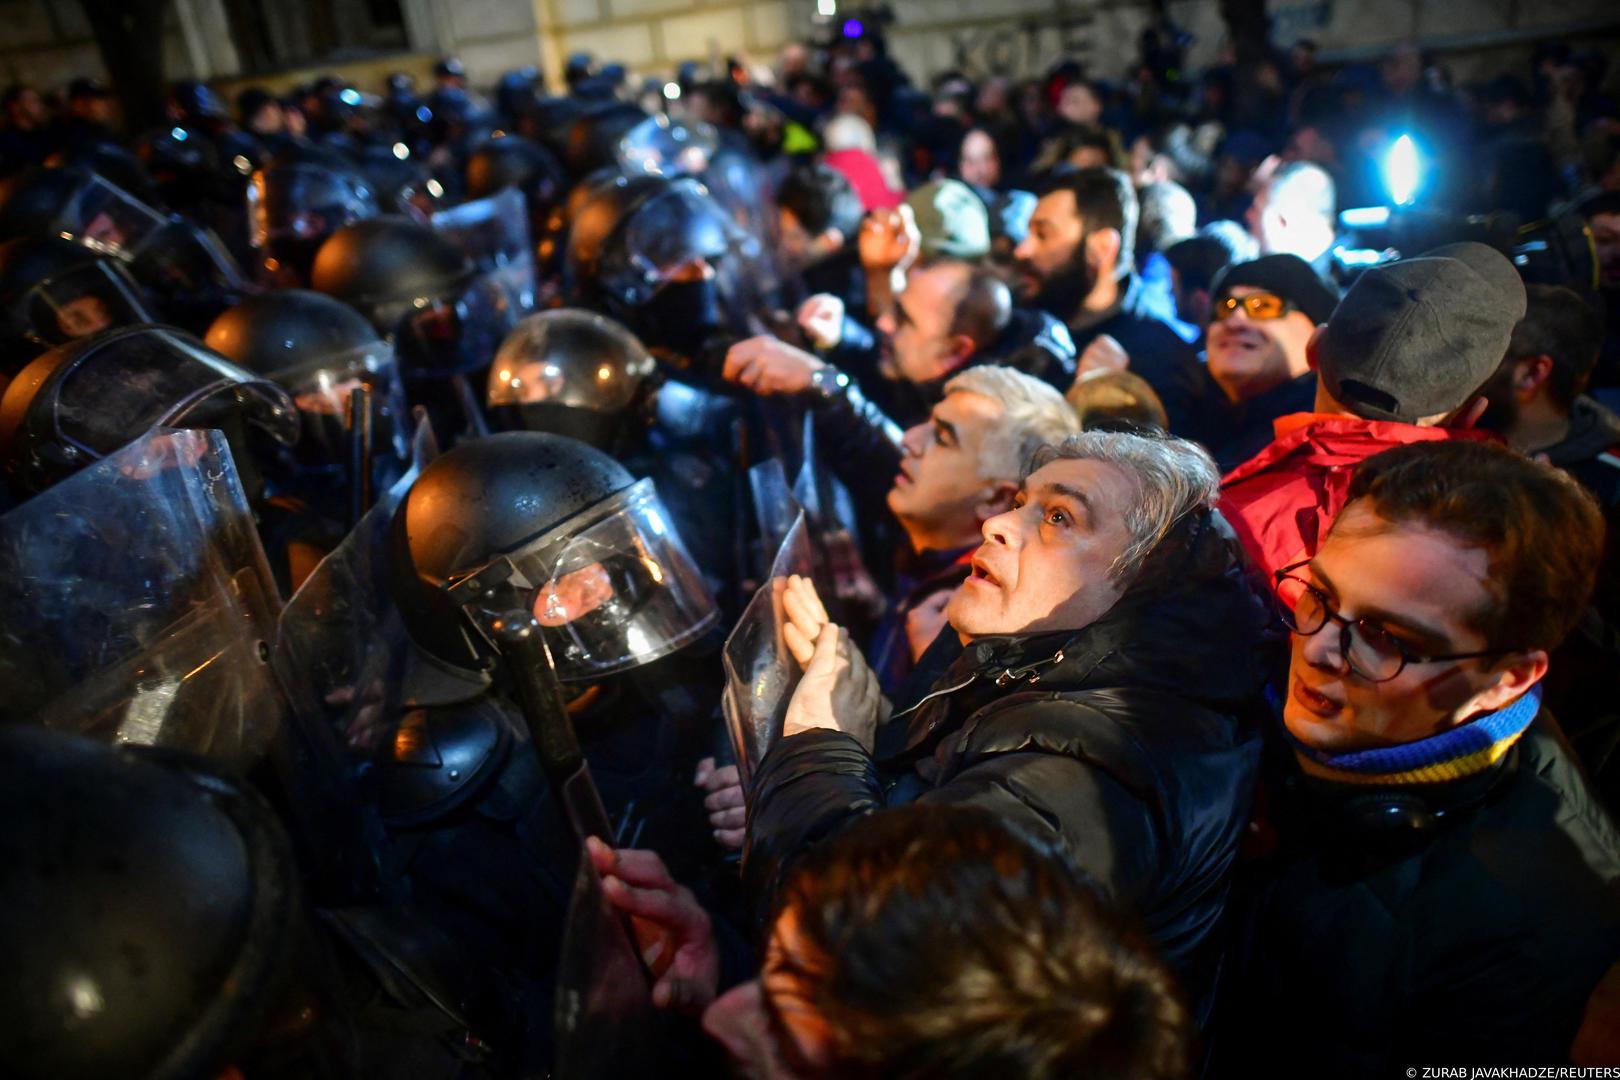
[
  {"xmin": 743, "ymin": 428, "xmax": 1275, "ymax": 1023},
  {"xmin": 870, "ymin": 364, "xmax": 1080, "ymax": 690}
]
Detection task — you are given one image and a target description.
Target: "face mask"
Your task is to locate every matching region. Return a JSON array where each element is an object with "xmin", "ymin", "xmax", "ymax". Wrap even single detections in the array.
[{"xmin": 639, "ymin": 279, "xmax": 725, "ymax": 361}]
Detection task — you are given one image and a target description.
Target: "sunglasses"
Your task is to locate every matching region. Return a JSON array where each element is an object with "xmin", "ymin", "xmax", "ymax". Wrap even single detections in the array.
[{"xmin": 1212, "ymin": 292, "xmax": 1295, "ymax": 321}]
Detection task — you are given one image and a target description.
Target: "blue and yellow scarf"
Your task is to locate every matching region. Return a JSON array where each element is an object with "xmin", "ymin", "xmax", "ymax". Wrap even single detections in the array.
[{"xmin": 1288, "ymin": 684, "xmax": 1542, "ymax": 786}]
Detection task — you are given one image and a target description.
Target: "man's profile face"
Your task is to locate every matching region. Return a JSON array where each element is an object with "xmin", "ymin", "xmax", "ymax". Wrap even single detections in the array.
[
  {"xmin": 1283, "ymin": 500, "xmax": 1511, "ymax": 754},
  {"xmin": 948, "ymin": 457, "xmax": 1134, "ymax": 639},
  {"xmin": 958, "ymin": 130, "xmax": 1000, "ymax": 190},
  {"xmin": 1011, "ymin": 189, "xmax": 1094, "ymax": 315},
  {"xmin": 1205, "ymin": 285, "xmax": 1316, "ymax": 402},
  {"xmin": 874, "ymin": 263, "xmax": 968, "ymax": 385},
  {"xmin": 887, "ymin": 390, "xmax": 1006, "ymax": 549}
]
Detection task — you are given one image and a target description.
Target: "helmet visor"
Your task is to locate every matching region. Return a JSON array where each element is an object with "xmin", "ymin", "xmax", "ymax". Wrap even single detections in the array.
[
  {"xmin": 393, "ymin": 270, "xmax": 525, "ymax": 379},
  {"xmin": 21, "ymin": 260, "xmax": 155, "ymax": 344},
  {"xmin": 35, "ymin": 327, "xmax": 298, "ymax": 460},
  {"xmin": 617, "ymin": 116, "xmax": 719, "ymax": 178},
  {"xmin": 486, "ymin": 308, "xmax": 653, "ymax": 411},
  {"xmin": 449, "ymin": 478, "xmax": 717, "ymax": 679},
  {"xmin": 282, "ymin": 340, "xmax": 410, "ymax": 467},
  {"xmin": 600, "ymin": 180, "xmax": 742, "ymax": 305}
]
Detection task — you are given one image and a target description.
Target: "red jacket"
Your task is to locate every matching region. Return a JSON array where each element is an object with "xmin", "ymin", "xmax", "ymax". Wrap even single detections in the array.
[{"xmin": 1218, "ymin": 412, "xmax": 1495, "ymax": 584}]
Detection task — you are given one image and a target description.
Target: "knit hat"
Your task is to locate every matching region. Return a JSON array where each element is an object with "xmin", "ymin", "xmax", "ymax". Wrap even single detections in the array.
[
  {"xmin": 1211, "ymin": 253, "xmax": 1341, "ymax": 325},
  {"xmin": 903, "ymin": 179, "xmax": 990, "ymax": 259},
  {"xmin": 1317, "ymin": 242, "xmax": 1526, "ymax": 423}
]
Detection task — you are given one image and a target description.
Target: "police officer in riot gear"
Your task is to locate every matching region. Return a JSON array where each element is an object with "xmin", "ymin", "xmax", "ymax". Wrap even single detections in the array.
[
  {"xmin": 465, "ymin": 134, "xmax": 567, "ymax": 238},
  {"xmin": 206, "ymin": 289, "xmax": 411, "ymax": 590},
  {"xmin": 248, "ymin": 159, "xmax": 380, "ymax": 287},
  {"xmin": 0, "ymin": 323, "xmax": 297, "ymax": 504},
  {"xmin": 311, "ymin": 216, "xmax": 523, "ymax": 444},
  {"xmin": 0, "ymin": 725, "xmax": 510, "ymax": 1079},
  {"xmin": 279, "ymin": 429, "xmax": 724, "ymax": 1071},
  {"xmin": 0, "ymin": 235, "xmax": 155, "ymax": 366},
  {"xmin": 486, "ymin": 308, "xmax": 655, "ymax": 452}
]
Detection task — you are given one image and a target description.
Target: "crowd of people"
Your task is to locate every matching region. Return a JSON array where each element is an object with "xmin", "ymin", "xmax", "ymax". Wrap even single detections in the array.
[{"xmin": 2, "ymin": 18, "xmax": 1620, "ymax": 1079}]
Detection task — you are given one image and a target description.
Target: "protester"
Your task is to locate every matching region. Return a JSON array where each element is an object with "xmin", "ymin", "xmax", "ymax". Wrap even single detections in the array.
[
  {"xmin": 589, "ymin": 804, "xmax": 1191, "ymax": 1079},
  {"xmin": 1220, "ymin": 241, "xmax": 1521, "ymax": 581},
  {"xmin": 1246, "ymin": 160, "xmax": 1337, "ymax": 274},
  {"xmin": 1224, "ymin": 440, "xmax": 1620, "ymax": 1074},
  {"xmin": 1012, "ymin": 167, "xmax": 1212, "ymax": 439},
  {"xmin": 1201, "ymin": 253, "xmax": 1340, "ymax": 468},
  {"xmin": 744, "ymin": 429, "xmax": 1273, "ymax": 1019}
]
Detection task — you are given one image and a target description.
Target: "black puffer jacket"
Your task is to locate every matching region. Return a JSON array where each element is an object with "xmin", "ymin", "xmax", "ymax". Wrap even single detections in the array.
[{"xmin": 744, "ymin": 509, "xmax": 1277, "ymax": 1018}]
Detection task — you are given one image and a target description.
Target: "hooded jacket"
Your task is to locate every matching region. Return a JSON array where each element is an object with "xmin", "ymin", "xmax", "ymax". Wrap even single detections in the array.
[
  {"xmin": 1218, "ymin": 412, "xmax": 1495, "ymax": 582},
  {"xmin": 744, "ymin": 509, "xmax": 1276, "ymax": 1019}
]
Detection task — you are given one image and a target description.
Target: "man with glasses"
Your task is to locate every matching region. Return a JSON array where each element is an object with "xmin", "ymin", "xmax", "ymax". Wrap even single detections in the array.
[
  {"xmin": 1201, "ymin": 253, "xmax": 1340, "ymax": 469},
  {"xmin": 1222, "ymin": 440, "xmax": 1620, "ymax": 1075},
  {"xmin": 1219, "ymin": 241, "xmax": 1519, "ymax": 582}
]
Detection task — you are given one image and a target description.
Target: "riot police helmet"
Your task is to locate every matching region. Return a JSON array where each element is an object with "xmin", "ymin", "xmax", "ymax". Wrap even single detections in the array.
[
  {"xmin": 486, "ymin": 308, "xmax": 655, "ymax": 449},
  {"xmin": 392, "ymin": 430, "xmax": 716, "ymax": 675}
]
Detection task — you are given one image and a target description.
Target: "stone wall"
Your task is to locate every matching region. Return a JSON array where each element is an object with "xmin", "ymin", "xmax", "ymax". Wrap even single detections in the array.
[{"xmin": 1, "ymin": 0, "xmax": 1615, "ymax": 102}]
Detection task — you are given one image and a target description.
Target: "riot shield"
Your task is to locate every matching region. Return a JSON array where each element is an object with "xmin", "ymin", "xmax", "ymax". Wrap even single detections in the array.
[
  {"xmin": 747, "ymin": 456, "xmax": 804, "ymax": 580},
  {"xmin": 552, "ymin": 847, "xmax": 657, "ymax": 1079},
  {"xmin": 793, "ymin": 421, "xmax": 883, "ymax": 625},
  {"xmin": 0, "ymin": 427, "xmax": 286, "ymax": 767},
  {"xmin": 273, "ymin": 416, "xmax": 442, "ymax": 762},
  {"xmin": 722, "ymin": 511, "xmax": 815, "ymax": 789},
  {"xmin": 430, "ymin": 187, "xmax": 537, "ymax": 316}
]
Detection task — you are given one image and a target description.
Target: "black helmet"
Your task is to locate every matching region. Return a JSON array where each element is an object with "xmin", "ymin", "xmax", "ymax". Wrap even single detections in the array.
[
  {"xmin": 466, "ymin": 134, "xmax": 566, "ymax": 208},
  {"xmin": 312, "ymin": 217, "xmax": 519, "ymax": 379},
  {"xmin": 0, "ymin": 236, "xmax": 154, "ymax": 353},
  {"xmin": 248, "ymin": 162, "xmax": 380, "ymax": 287},
  {"xmin": 0, "ymin": 323, "xmax": 297, "ymax": 497},
  {"xmin": 0, "ymin": 166, "xmax": 98, "ymax": 242},
  {"xmin": 560, "ymin": 102, "xmax": 648, "ymax": 178},
  {"xmin": 46, "ymin": 143, "xmax": 160, "ymax": 206},
  {"xmin": 169, "ymin": 79, "xmax": 231, "ymax": 125},
  {"xmin": 353, "ymin": 142, "xmax": 441, "ymax": 219},
  {"xmin": 0, "ymin": 726, "xmax": 350, "ymax": 1080},
  {"xmin": 566, "ymin": 174, "xmax": 745, "ymax": 356},
  {"xmin": 206, "ymin": 289, "xmax": 408, "ymax": 476},
  {"xmin": 486, "ymin": 308, "xmax": 655, "ymax": 449},
  {"xmin": 391, "ymin": 431, "xmax": 716, "ymax": 674}
]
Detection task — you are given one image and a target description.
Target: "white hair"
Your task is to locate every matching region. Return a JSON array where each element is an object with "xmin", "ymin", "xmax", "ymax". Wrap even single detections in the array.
[
  {"xmin": 823, "ymin": 113, "xmax": 877, "ymax": 154},
  {"xmin": 944, "ymin": 365, "xmax": 1081, "ymax": 482},
  {"xmin": 1027, "ymin": 430, "xmax": 1220, "ymax": 579}
]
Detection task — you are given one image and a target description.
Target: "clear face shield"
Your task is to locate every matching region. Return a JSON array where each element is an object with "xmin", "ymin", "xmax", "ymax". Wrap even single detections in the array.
[
  {"xmin": 486, "ymin": 309, "xmax": 654, "ymax": 412},
  {"xmin": 3, "ymin": 326, "xmax": 298, "ymax": 471},
  {"xmin": 280, "ymin": 338, "xmax": 411, "ymax": 472},
  {"xmin": 429, "ymin": 187, "xmax": 537, "ymax": 317},
  {"xmin": 446, "ymin": 478, "xmax": 718, "ymax": 681},
  {"xmin": 595, "ymin": 179, "xmax": 748, "ymax": 307},
  {"xmin": 616, "ymin": 114, "xmax": 719, "ymax": 178},
  {"xmin": 385, "ymin": 270, "xmax": 526, "ymax": 380},
  {"xmin": 0, "ymin": 427, "xmax": 289, "ymax": 769},
  {"xmin": 19, "ymin": 259, "xmax": 155, "ymax": 345}
]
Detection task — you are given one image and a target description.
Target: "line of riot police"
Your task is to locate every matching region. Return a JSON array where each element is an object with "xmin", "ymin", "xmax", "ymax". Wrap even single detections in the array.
[{"xmin": 0, "ymin": 78, "xmax": 840, "ymax": 1078}]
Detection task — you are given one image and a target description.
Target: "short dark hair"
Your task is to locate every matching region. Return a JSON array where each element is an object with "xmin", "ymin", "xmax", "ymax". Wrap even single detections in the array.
[
  {"xmin": 1037, "ymin": 166, "xmax": 1138, "ymax": 275},
  {"xmin": 776, "ymin": 163, "xmax": 864, "ymax": 240},
  {"xmin": 919, "ymin": 256, "xmax": 1011, "ymax": 347},
  {"xmin": 774, "ymin": 805, "xmax": 1190, "ymax": 1080},
  {"xmin": 1340, "ymin": 440, "xmax": 1605, "ymax": 652},
  {"xmin": 1507, "ymin": 284, "xmax": 1603, "ymax": 411}
]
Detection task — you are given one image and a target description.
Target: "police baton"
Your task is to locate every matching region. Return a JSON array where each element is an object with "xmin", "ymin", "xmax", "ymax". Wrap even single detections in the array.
[
  {"xmin": 345, "ymin": 384, "xmax": 373, "ymax": 529},
  {"xmin": 489, "ymin": 611, "xmax": 614, "ymax": 843}
]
